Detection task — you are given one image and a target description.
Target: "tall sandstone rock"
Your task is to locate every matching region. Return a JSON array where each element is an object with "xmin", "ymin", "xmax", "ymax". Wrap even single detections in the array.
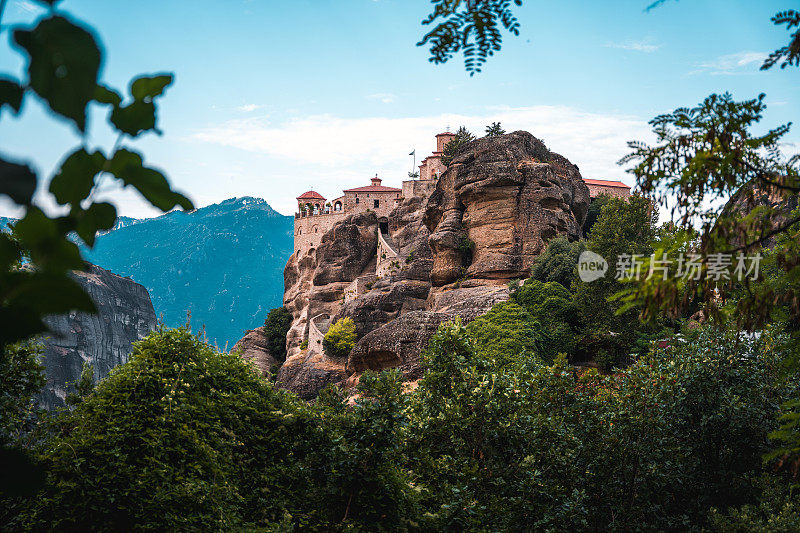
[
  {"xmin": 38, "ymin": 264, "xmax": 157, "ymax": 409},
  {"xmin": 274, "ymin": 131, "xmax": 590, "ymax": 398}
]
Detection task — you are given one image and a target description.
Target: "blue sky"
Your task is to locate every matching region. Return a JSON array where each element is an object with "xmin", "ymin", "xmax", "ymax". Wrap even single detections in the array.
[{"xmin": 1, "ymin": 0, "xmax": 798, "ymax": 217}]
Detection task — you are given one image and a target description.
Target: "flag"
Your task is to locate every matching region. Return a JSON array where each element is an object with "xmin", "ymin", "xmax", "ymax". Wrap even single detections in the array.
[{"xmin": 409, "ymin": 150, "xmax": 415, "ymax": 156}]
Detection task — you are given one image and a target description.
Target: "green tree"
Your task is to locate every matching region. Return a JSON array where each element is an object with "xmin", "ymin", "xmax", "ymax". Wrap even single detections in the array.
[
  {"xmin": 323, "ymin": 317, "xmax": 357, "ymax": 358},
  {"xmin": 263, "ymin": 307, "xmax": 292, "ymax": 363},
  {"xmin": 465, "ymin": 301, "xmax": 541, "ymax": 366},
  {"xmin": 582, "ymin": 194, "xmax": 612, "ymax": 236},
  {"xmin": 440, "ymin": 125, "xmax": 476, "ymax": 166},
  {"xmin": 18, "ymin": 327, "xmax": 322, "ymax": 530},
  {"xmin": 485, "ymin": 121, "xmax": 505, "ymax": 137},
  {"xmin": 530, "ymin": 236, "xmax": 585, "ymax": 289},
  {"xmin": 512, "ymin": 278, "xmax": 580, "ymax": 362},
  {"xmin": 572, "ymin": 195, "xmax": 659, "ymax": 363}
]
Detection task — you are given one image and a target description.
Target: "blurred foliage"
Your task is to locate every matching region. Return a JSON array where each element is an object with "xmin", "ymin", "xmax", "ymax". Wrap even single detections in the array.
[
  {"xmin": 418, "ymin": 0, "xmax": 523, "ymax": 75},
  {"xmin": 762, "ymin": 10, "xmax": 800, "ymax": 70},
  {"xmin": 0, "ymin": 4, "xmax": 192, "ymax": 356}
]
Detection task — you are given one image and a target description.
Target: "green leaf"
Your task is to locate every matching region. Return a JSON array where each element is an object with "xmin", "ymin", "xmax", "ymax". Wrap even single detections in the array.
[
  {"xmin": 49, "ymin": 148, "xmax": 106, "ymax": 205},
  {"xmin": 0, "ymin": 158, "xmax": 37, "ymax": 205},
  {"xmin": 6, "ymin": 270, "xmax": 96, "ymax": 315},
  {"xmin": 110, "ymin": 100, "xmax": 157, "ymax": 137},
  {"xmin": 130, "ymin": 74, "xmax": 173, "ymax": 101},
  {"xmin": 13, "ymin": 207, "xmax": 84, "ymax": 271},
  {"xmin": 75, "ymin": 202, "xmax": 116, "ymax": 247},
  {"xmin": 108, "ymin": 148, "xmax": 193, "ymax": 211},
  {"xmin": 0, "ymin": 78, "xmax": 25, "ymax": 115},
  {"xmin": 0, "ymin": 233, "xmax": 23, "ymax": 270},
  {"xmin": 94, "ymin": 84, "xmax": 121, "ymax": 106},
  {"xmin": 12, "ymin": 16, "xmax": 101, "ymax": 132}
]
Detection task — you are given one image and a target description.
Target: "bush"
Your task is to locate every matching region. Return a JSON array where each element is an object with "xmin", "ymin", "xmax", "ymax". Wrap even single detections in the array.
[
  {"xmin": 466, "ymin": 302, "xmax": 541, "ymax": 367},
  {"xmin": 323, "ymin": 317, "xmax": 357, "ymax": 358},
  {"xmin": 404, "ymin": 322, "xmax": 791, "ymax": 531},
  {"xmin": 19, "ymin": 327, "xmax": 326, "ymax": 530},
  {"xmin": 512, "ymin": 279, "xmax": 580, "ymax": 362},
  {"xmin": 530, "ymin": 237, "xmax": 585, "ymax": 289},
  {"xmin": 263, "ymin": 307, "xmax": 292, "ymax": 362}
]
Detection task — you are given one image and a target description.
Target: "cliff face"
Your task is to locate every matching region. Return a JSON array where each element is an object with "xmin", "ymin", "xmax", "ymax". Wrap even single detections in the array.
[
  {"xmin": 274, "ymin": 131, "xmax": 590, "ymax": 399},
  {"xmin": 38, "ymin": 265, "xmax": 157, "ymax": 409}
]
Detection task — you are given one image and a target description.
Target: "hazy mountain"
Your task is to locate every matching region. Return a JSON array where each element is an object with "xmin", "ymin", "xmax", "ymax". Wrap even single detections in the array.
[{"xmin": 83, "ymin": 197, "xmax": 293, "ymax": 348}]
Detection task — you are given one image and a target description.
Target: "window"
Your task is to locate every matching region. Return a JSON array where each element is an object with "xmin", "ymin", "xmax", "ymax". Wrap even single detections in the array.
[
  {"xmin": 355, "ymin": 197, "xmax": 359, "ymax": 204},
  {"xmin": 374, "ymin": 199, "xmax": 379, "ymax": 208},
  {"xmin": 334, "ymin": 201, "xmax": 342, "ymax": 211}
]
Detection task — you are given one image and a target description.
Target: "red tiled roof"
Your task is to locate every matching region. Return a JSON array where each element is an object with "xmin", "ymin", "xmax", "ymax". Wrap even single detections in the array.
[
  {"xmin": 436, "ymin": 131, "xmax": 454, "ymax": 136},
  {"xmin": 343, "ymin": 185, "xmax": 402, "ymax": 193},
  {"xmin": 583, "ymin": 179, "xmax": 630, "ymax": 189},
  {"xmin": 297, "ymin": 190, "xmax": 326, "ymax": 200}
]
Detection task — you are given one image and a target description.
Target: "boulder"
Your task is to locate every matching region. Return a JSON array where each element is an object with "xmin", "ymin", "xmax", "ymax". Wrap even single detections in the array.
[
  {"xmin": 347, "ymin": 311, "xmax": 452, "ymax": 379},
  {"xmin": 231, "ymin": 327, "xmax": 279, "ymax": 377}
]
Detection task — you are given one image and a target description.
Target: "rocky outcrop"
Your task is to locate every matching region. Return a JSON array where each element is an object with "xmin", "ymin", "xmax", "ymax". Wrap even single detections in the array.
[
  {"xmin": 721, "ymin": 180, "xmax": 799, "ymax": 249},
  {"xmin": 346, "ymin": 311, "xmax": 451, "ymax": 379},
  {"xmin": 424, "ymin": 131, "xmax": 589, "ymax": 286},
  {"xmin": 38, "ymin": 264, "xmax": 157, "ymax": 409},
  {"xmin": 267, "ymin": 131, "xmax": 591, "ymax": 399},
  {"xmin": 231, "ymin": 327, "xmax": 279, "ymax": 377}
]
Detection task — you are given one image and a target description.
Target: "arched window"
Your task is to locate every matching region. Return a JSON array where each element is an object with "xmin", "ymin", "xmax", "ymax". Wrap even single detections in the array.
[
  {"xmin": 334, "ymin": 201, "xmax": 342, "ymax": 211},
  {"xmin": 313, "ymin": 226, "xmax": 318, "ymax": 233},
  {"xmin": 297, "ymin": 227, "xmax": 302, "ymax": 235}
]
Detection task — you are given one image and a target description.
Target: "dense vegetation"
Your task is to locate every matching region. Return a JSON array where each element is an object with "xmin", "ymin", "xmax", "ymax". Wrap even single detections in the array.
[
  {"xmin": 3, "ymin": 1, "xmax": 800, "ymax": 531},
  {"xmin": 2, "ymin": 311, "xmax": 796, "ymax": 531}
]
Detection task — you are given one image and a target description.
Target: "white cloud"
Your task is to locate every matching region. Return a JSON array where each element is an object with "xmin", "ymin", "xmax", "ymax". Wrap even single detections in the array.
[
  {"xmin": 237, "ymin": 103, "xmax": 264, "ymax": 112},
  {"xmin": 192, "ymin": 105, "xmax": 651, "ymax": 208},
  {"xmin": 693, "ymin": 51, "xmax": 767, "ymax": 75},
  {"xmin": 367, "ymin": 93, "xmax": 397, "ymax": 104},
  {"xmin": 14, "ymin": 0, "xmax": 38, "ymax": 14},
  {"xmin": 604, "ymin": 39, "xmax": 661, "ymax": 53}
]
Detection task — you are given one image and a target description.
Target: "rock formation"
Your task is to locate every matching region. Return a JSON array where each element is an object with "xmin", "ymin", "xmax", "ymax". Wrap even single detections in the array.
[
  {"xmin": 38, "ymin": 264, "xmax": 157, "ymax": 409},
  {"xmin": 231, "ymin": 327, "xmax": 280, "ymax": 377},
  {"xmin": 264, "ymin": 131, "xmax": 591, "ymax": 398}
]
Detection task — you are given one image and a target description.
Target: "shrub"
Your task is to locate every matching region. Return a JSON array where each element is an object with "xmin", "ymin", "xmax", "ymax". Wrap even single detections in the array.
[
  {"xmin": 323, "ymin": 317, "xmax": 357, "ymax": 358},
  {"xmin": 19, "ymin": 327, "xmax": 328, "ymax": 530},
  {"xmin": 530, "ymin": 236, "xmax": 585, "ymax": 289},
  {"xmin": 512, "ymin": 279, "xmax": 580, "ymax": 362},
  {"xmin": 263, "ymin": 307, "xmax": 292, "ymax": 362},
  {"xmin": 466, "ymin": 301, "xmax": 541, "ymax": 367}
]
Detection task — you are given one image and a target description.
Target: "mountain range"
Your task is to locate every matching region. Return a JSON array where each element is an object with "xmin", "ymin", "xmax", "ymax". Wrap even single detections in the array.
[{"xmin": 82, "ymin": 197, "xmax": 293, "ymax": 348}]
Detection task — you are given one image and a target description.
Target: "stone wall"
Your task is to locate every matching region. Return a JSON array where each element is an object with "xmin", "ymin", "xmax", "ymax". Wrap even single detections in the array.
[
  {"xmin": 377, "ymin": 231, "xmax": 403, "ymax": 279},
  {"xmin": 341, "ymin": 190, "xmax": 401, "ymax": 219},
  {"xmin": 293, "ymin": 211, "xmax": 347, "ymax": 253},
  {"xmin": 586, "ymin": 183, "xmax": 630, "ymax": 200},
  {"xmin": 402, "ymin": 178, "xmax": 438, "ymax": 200},
  {"xmin": 344, "ymin": 274, "xmax": 377, "ymax": 303}
]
